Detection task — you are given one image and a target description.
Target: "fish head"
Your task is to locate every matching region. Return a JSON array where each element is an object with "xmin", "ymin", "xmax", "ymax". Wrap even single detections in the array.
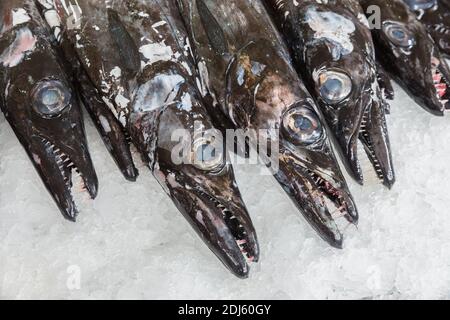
[
  {"xmin": 405, "ymin": 0, "xmax": 450, "ymax": 57},
  {"xmin": 4, "ymin": 72, "xmax": 98, "ymax": 221},
  {"xmin": 371, "ymin": 1, "xmax": 450, "ymax": 114},
  {"xmin": 128, "ymin": 62, "xmax": 258, "ymax": 278},
  {"xmin": 278, "ymin": 2, "xmax": 395, "ymax": 187},
  {"xmin": 177, "ymin": 0, "xmax": 358, "ymax": 246},
  {"xmin": 265, "ymin": 97, "xmax": 360, "ymax": 248},
  {"xmin": 0, "ymin": 22, "xmax": 97, "ymax": 220},
  {"xmin": 225, "ymin": 40, "xmax": 358, "ymax": 247}
]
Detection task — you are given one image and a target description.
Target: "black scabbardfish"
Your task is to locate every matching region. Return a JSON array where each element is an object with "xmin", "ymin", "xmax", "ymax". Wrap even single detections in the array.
[
  {"xmin": 39, "ymin": 0, "xmax": 259, "ymax": 278},
  {"xmin": 0, "ymin": 0, "xmax": 98, "ymax": 220},
  {"xmin": 264, "ymin": 0, "xmax": 396, "ymax": 188},
  {"xmin": 178, "ymin": 0, "xmax": 359, "ymax": 248}
]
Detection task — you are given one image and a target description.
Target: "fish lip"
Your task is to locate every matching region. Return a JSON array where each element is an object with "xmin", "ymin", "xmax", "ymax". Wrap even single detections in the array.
[{"xmin": 31, "ymin": 134, "xmax": 98, "ymax": 221}]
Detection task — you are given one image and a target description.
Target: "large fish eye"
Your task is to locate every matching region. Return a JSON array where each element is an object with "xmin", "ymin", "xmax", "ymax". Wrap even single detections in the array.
[
  {"xmin": 31, "ymin": 80, "xmax": 71, "ymax": 118},
  {"xmin": 403, "ymin": 0, "xmax": 436, "ymax": 10},
  {"xmin": 382, "ymin": 22, "xmax": 415, "ymax": 48},
  {"xmin": 191, "ymin": 136, "xmax": 224, "ymax": 172},
  {"xmin": 317, "ymin": 70, "xmax": 352, "ymax": 104},
  {"xmin": 282, "ymin": 105, "xmax": 323, "ymax": 146}
]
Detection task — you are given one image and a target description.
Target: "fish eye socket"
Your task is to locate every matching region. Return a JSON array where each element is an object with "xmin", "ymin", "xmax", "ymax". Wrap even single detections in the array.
[
  {"xmin": 31, "ymin": 80, "xmax": 71, "ymax": 117},
  {"xmin": 191, "ymin": 137, "xmax": 224, "ymax": 172},
  {"xmin": 404, "ymin": 0, "xmax": 436, "ymax": 10},
  {"xmin": 383, "ymin": 22, "xmax": 415, "ymax": 48},
  {"xmin": 317, "ymin": 70, "xmax": 352, "ymax": 104},
  {"xmin": 282, "ymin": 105, "xmax": 323, "ymax": 146}
]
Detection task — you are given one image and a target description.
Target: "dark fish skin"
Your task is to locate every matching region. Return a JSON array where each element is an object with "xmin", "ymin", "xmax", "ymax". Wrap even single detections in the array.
[
  {"xmin": 41, "ymin": 0, "xmax": 259, "ymax": 278},
  {"xmin": 360, "ymin": 0, "xmax": 450, "ymax": 114},
  {"xmin": 264, "ymin": 0, "xmax": 396, "ymax": 188},
  {"xmin": 178, "ymin": 0, "xmax": 359, "ymax": 248},
  {"xmin": 37, "ymin": 0, "xmax": 138, "ymax": 182},
  {"xmin": 403, "ymin": 0, "xmax": 450, "ymax": 58},
  {"xmin": 106, "ymin": 8, "xmax": 141, "ymax": 77},
  {"xmin": 0, "ymin": 0, "xmax": 98, "ymax": 221}
]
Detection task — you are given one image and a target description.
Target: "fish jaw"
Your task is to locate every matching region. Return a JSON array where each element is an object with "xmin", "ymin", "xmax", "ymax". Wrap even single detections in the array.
[
  {"xmin": 263, "ymin": 0, "xmax": 395, "ymax": 187},
  {"xmin": 359, "ymin": 99, "xmax": 396, "ymax": 188},
  {"xmin": 129, "ymin": 80, "xmax": 260, "ymax": 278},
  {"xmin": 4, "ymin": 77, "xmax": 98, "ymax": 221},
  {"xmin": 361, "ymin": 0, "xmax": 449, "ymax": 115},
  {"xmin": 155, "ymin": 161, "xmax": 259, "ymax": 278},
  {"xmin": 404, "ymin": 0, "xmax": 450, "ymax": 58},
  {"xmin": 275, "ymin": 101, "xmax": 358, "ymax": 248},
  {"xmin": 0, "ymin": 0, "xmax": 98, "ymax": 220}
]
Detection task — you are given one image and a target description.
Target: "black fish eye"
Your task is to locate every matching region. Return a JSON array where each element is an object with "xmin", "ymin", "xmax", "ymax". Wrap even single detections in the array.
[
  {"xmin": 31, "ymin": 80, "xmax": 71, "ymax": 118},
  {"xmin": 317, "ymin": 69, "xmax": 352, "ymax": 104},
  {"xmin": 191, "ymin": 137, "xmax": 224, "ymax": 171},
  {"xmin": 282, "ymin": 105, "xmax": 323, "ymax": 146},
  {"xmin": 404, "ymin": 0, "xmax": 436, "ymax": 10},
  {"xmin": 383, "ymin": 22, "xmax": 415, "ymax": 48}
]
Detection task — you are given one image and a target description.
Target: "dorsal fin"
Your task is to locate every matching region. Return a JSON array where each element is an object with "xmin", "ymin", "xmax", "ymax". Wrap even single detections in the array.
[
  {"xmin": 107, "ymin": 8, "xmax": 140, "ymax": 77},
  {"xmin": 196, "ymin": 0, "xmax": 228, "ymax": 55}
]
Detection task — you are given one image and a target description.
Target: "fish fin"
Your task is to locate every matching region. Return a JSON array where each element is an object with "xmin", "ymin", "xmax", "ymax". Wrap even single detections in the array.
[
  {"xmin": 107, "ymin": 8, "xmax": 141, "ymax": 78},
  {"xmin": 196, "ymin": 0, "xmax": 228, "ymax": 55}
]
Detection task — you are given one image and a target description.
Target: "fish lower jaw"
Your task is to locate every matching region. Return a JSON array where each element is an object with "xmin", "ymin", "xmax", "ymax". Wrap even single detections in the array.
[{"xmin": 303, "ymin": 168, "xmax": 354, "ymax": 225}]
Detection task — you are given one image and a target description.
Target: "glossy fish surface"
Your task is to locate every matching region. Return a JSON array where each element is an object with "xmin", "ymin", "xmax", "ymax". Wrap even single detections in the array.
[
  {"xmin": 403, "ymin": 0, "xmax": 450, "ymax": 58},
  {"xmin": 40, "ymin": 0, "xmax": 259, "ymax": 278},
  {"xmin": 0, "ymin": 0, "xmax": 98, "ymax": 220},
  {"xmin": 178, "ymin": 0, "xmax": 359, "ymax": 248},
  {"xmin": 264, "ymin": 0, "xmax": 396, "ymax": 188},
  {"xmin": 360, "ymin": 0, "xmax": 450, "ymax": 114}
]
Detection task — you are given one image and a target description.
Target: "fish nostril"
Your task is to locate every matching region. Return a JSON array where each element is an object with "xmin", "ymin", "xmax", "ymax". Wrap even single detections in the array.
[{"xmin": 31, "ymin": 79, "xmax": 71, "ymax": 118}]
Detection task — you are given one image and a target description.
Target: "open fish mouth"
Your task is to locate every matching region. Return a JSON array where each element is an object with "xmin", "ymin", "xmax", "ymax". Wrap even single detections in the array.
[
  {"xmin": 32, "ymin": 135, "xmax": 98, "ymax": 221},
  {"xmin": 304, "ymin": 167, "xmax": 356, "ymax": 224},
  {"xmin": 431, "ymin": 57, "xmax": 450, "ymax": 109},
  {"xmin": 195, "ymin": 189, "xmax": 258, "ymax": 264},
  {"xmin": 277, "ymin": 149, "xmax": 358, "ymax": 248},
  {"xmin": 162, "ymin": 166, "xmax": 259, "ymax": 278},
  {"xmin": 358, "ymin": 101, "xmax": 395, "ymax": 188}
]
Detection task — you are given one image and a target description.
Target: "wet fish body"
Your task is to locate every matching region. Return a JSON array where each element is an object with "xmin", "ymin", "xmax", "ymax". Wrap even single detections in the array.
[
  {"xmin": 177, "ymin": 0, "xmax": 358, "ymax": 248},
  {"xmin": 41, "ymin": 0, "xmax": 259, "ymax": 278},
  {"xmin": 403, "ymin": 0, "xmax": 450, "ymax": 58},
  {"xmin": 0, "ymin": 0, "xmax": 98, "ymax": 220},
  {"xmin": 264, "ymin": 0, "xmax": 396, "ymax": 188},
  {"xmin": 360, "ymin": 0, "xmax": 450, "ymax": 114}
]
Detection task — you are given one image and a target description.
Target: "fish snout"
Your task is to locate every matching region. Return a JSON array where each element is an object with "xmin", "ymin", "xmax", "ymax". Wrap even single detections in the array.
[{"xmin": 154, "ymin": 162, "xmax": 259, "ymax": 278}]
